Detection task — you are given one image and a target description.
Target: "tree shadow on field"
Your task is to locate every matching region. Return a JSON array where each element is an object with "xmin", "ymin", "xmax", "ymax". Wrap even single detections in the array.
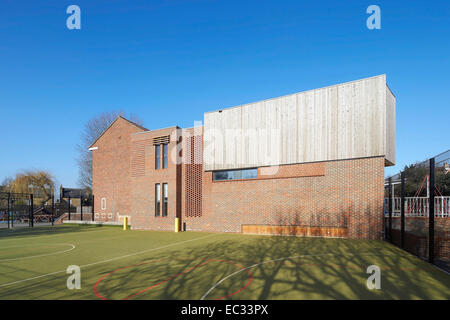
[
  {"xmin": 102, "ymin": 203, "xmax": 450, "ymax": 300},
  {"xmin": 247, "ymin": 205, "xmax": 450, "ymax": 300},
  {"xmin": 144, "ymin": 204, "xmax": 450, "ymax": 300},
  {"xmin": 1, "ymin": 205, "xmax": 450, "ymax": 300}
]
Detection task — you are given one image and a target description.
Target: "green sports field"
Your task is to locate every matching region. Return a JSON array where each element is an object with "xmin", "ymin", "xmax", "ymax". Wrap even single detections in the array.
[{"xmin": 0, "ymin": 224, "xmax": 449, "ymax": 300}]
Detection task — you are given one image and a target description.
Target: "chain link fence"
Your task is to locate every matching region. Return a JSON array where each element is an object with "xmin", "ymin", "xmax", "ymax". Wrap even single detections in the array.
[{"xmin": 385, "ymin": 149, "xmax": 450, "ymax": 272}]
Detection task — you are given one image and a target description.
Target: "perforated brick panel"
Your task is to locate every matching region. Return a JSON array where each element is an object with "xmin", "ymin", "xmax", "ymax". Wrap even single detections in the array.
[
  {"xmin": 185, "ymin": 135, "xmax": 203, "ymax": 217},
  {"xmin": 131, "ymin": 139, "xmax": 150, "ymax": 177}
]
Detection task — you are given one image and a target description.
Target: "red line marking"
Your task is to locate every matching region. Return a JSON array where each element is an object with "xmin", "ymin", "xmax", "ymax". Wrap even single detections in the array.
[
  {"xmin": 124, "ymin": 260, "xmax": 210, "ymax": 300},
  {"xmin": 93, "ymin": 258, "xmax": 252, "ymax": 300},
  {"xmin": 93, "ymin": 259, "xmax": 166, "ymax": 300}
]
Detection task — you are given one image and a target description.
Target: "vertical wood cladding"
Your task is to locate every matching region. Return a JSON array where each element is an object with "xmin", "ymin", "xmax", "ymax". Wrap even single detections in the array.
[
  {"xmin": 204, "ymin": 75, "xmax": 396, "ymax": 170},
  {"xmin": 242, "ymin": 225, "xmax": 348, "ymax": 238}
]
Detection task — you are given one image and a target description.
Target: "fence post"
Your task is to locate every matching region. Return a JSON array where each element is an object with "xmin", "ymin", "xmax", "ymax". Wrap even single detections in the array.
[
  {"xmin": 401, "ymin": 171, "xmax": 405, "ymax": 249},
  {"xmin": 59, "ymin": 191, "xmax": 62, "ymax": 219},
  {"xmin": 429, "ymin": 158, "xmax": 435, "ymax": 264},
  {"xmin": 388, "ymin": 177, "xmax": 393, "ymax": 242},
  {"xmin": 68, "ymin": 196, "xmax": 71, "ymax": 221},
  {"xmin": 7, "ymin": 193, "xmax": 10, "ymax": 229},
  {"xmin": 80, "ymin": 195, "xmax": 83, "ymax": 221},
  {"xmin": 30, "ymin": 194, "xmax": 34, "ymax": 228},
  {"xmin": 91, "ymin": 195, "xmax": 95, "ymax": 222},
  {"xmin": 28, "ymin": 195, "xmax": 31, "ymax": 227},
  {"xmin": 11, "ymin": 197, "xmax": 14, "ymax": 228},
  {"xmin": 51, "ymin": 195, "xmax": 55, "ymax": 226}
]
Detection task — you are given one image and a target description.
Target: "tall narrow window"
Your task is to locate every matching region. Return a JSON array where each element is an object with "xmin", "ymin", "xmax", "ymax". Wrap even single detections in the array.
[
  {"xmin": 162, "ymin": 144, "xmax": 168, "ymax": 169},
  {"xmin": 155, "ymin": 183, "xmax": 161, "ymax": 216},
  {"xmin": 162, "ymin": 183, "xmax": 168, "ymax": 217},
  {"xmin": 155, "ymin": 145, "xmax": 161, "ymax": 169}
]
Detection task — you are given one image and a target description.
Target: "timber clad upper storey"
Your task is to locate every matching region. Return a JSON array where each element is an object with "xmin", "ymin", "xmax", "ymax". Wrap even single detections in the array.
[
  {"xmin": 204, "ymin": 74, "xmax": 395, "ymax": 170},
  {"xmin": 90, "ymin": 75, "xmax": 396, "ymax": 239}
]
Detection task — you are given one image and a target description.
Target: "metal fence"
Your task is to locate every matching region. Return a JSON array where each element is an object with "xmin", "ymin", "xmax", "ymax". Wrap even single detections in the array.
[
  {"xmin": 0, "ymin": 192, "xmax": 95, "ymax": 228},
  {"xmin": 384, "ymin": 149, "xmax": 450, "ymax": 272},
  {"xmin": 0, "ymin": 192, "xmax": 37, "ymax": 228},
  {"xmin": 60, "ymin": 196, "xmax": 95, "ymax": 223}
]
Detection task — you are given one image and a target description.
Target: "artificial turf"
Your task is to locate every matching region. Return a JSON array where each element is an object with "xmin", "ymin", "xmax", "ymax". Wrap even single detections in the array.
[{"xmin": 0, "ymin": 224, "xmax": 449, "ymax": 300}]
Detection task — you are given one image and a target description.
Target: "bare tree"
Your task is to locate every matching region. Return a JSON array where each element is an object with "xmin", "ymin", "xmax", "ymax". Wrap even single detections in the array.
[{"xmin": 76, "ymin": 111, "xmax": 144, "ymax": 189}]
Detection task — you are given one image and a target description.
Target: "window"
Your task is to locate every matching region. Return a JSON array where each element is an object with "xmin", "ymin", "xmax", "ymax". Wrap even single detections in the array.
[
  {"xmin": 162, "ymin": 183, "xmax": 168, "ymax": 217},
  {"xmin": 212, "ymin": 168, "xmax": 258, "ymax": 181},
  {"xmin": 155, "ymin": 145, "xmax": 161, "ymax": 169},
  {"xmin": 155, "ymin": 184, "xmax": 161, "ymax": 216},
  {"xmin": 162, "ymin": 144, "xmax": 168, "ymax": 169}
]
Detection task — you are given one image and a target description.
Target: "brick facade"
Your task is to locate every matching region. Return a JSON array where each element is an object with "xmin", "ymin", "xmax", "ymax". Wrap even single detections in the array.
[
  {"xmin": 92, "ymin": 120, "xmax": 386, "ymax": 240},
  {"xmin": 129, "ymin": 127, "xmax": 181, "ymax": 230},
  {"xmin": 181, "ymin": 129, "xmax": 384, "ymax": 239},
  {"xmin": 91, "ymin": 117, "xmax": 147, "ymax": 222}
]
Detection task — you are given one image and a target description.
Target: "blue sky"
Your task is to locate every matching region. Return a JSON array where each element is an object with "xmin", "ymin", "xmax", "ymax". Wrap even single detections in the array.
[{"xmin": 0, "ymin": 0, "xmax": 449, "ymax": 187}]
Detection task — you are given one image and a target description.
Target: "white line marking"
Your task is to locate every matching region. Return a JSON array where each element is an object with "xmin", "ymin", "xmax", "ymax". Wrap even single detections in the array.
[
  {"xmin": 0, "ymin": 233, "xmax": 216, "ymax": 288},
  {"xmin": 0, "ymin": 227, "xmax": 111, "ymax": 242},
  {"xmin": 80, "ymin": 233, "xmax": 216, "ymax": 269},
  {"xmin": 0, "ymin": 243, "xmax": 76, "ymax": 262},
  {"xmin": 200, "ymin": 252, "xmax": 396, "ymax": 300}
]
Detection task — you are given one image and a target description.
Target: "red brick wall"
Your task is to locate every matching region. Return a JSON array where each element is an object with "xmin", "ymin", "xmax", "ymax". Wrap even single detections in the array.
[
  {"xmin": 181, "ymin": 130, "xmax": 385, "ymax": 239},
  {"xmin": 258, "ymin": 162, "xmax": 325, "ymax": 179},
  {"xmin": 92, "ymin": 118, "xmax": 147, "ymax": 222},
  {"xmin": 390, "ymin": 216, "xmax": 450, "ymax": 235},
  {"xmin": 129, "ymin": 127, "xmax": 181, "ymax": 231},
  {"xmin": 390, "ymin": 217, "xmax": 449, "ymax": 263},
  {"xmin": 93, "ymin": 124, "xmax": 385, "ymax": 239}
]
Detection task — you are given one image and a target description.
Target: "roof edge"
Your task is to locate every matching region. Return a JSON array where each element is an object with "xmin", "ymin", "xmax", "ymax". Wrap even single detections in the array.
[
  {"xmin": 205, "ymin": 74, "xmax": 387, "ymax": 115},
  {"xmin": 89, "ymin": 116, "xmax": 149, "ymax": 149}
]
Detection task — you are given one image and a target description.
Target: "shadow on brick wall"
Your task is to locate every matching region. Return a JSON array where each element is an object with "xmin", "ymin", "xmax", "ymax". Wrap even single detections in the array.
[{"xmin": 268, "ymin": 202, "xmax": 382, "ymax": 240}]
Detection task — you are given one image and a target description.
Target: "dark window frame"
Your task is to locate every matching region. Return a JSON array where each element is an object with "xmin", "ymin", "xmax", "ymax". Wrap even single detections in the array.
[
  {"xmin": 212, "ymin": 168, "xmax": 258, "ymax": 181},
  {"xmin": 162, "ymin": 183, "xmax": 168, "ymax": 217},
  {"xmin": 155, "ymin": 145, "xmax": 161, "ymax": 170},
  {"xmin": 162, "ymin": 143, "xmax": 168, "ymax": 169}
]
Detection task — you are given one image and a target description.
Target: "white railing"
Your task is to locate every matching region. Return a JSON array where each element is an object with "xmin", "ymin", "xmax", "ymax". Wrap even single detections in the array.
[{"xmin": 384, "ymin": 196, "xmax": 450, "ymax": 218}]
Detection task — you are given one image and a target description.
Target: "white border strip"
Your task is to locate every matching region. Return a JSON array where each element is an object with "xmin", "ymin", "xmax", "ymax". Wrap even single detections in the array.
[{"xmin": 0, "ymin": 243, "xmax": 75, "ymax": 262}]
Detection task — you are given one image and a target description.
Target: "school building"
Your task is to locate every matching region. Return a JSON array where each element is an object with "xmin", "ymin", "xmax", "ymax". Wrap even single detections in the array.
[{"xmin": 90, "ymin": 74, "xmax": 396, "ymax": 239}]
